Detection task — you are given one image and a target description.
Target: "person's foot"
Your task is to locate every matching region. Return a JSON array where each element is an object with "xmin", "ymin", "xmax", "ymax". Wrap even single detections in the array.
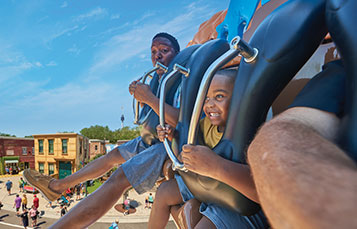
[{"xmin": 23, "ymin": 169, "xmax": 62, "ymax": 202}]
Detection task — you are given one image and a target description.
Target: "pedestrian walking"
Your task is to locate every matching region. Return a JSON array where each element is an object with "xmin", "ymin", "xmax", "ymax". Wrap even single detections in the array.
[
  {"xmin": 109, "ymin": 220, "xmax": 119, "ymax": 229},
  {"xmin": 13, "ymin": 194, "xmax": 22, "ymax": 214},
  {"xmin": 148, "ymin": 193, "xmax": 154, "ymax": 208},
  {"xmin": 18, "ymin": 209, "xmax": 29, "ymax": 229},
  {"xmin": 22, "ymin": 194, "xmax": 28, "ymax": 211},
  {"xmin": 123, "ymin": 198, "xmax": 130, "ymax": 216},
  {"xmin": 59, "ymin": 204, "xmax": 67, "ymax": 217},
  {"xmin": 75, "ymin": 184, "xmax": 81, "ymax": 201},
  {"xmin": 5, "ymin": 179, "xmax": 12, "ymax": 195},
  {"xmin": 29, "ymin": 205, "xmax": 37, "ymax": 227},
  {"xmin": 33, "ymin": 194, "xmax": 39, "ymax": 209},
  {"xmin": 19, "ymin": 177, "xmax": 25, "ymax": 193}
]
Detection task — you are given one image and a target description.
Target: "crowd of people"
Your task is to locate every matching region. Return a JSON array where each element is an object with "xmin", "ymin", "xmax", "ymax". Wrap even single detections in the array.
[
  {"xmin": 22, "ymin": 3, "xmax": 356, "ymax": 227},
  {"xmin": 10, "ymin": 193, "xmax": 41, "ymax": 228}
]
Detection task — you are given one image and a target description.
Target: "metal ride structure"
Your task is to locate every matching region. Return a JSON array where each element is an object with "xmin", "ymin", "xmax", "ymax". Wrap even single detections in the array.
[
  {"xmin": 160, "ymin": 0, "xmax": 356, "ymax": 224},
  {"xmin": 132, "ymin": 45, "xmax": 201, "ymax": 146}
]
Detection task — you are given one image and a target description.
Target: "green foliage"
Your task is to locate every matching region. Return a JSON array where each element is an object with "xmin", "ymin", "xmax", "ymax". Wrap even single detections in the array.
[
  {"xmin": 80, "ymin": 125, "xmax": 140, "ymax": 143},
  {"xmin": 89, "ymin": 153, "xmax": 105, "ymax": 162},
  {"xmin": 0, "ymin": 132, "xmax": 16, "ymax": 137},
  {"xmin": 87, "ymin": 180, "xmax": 102, "ymax": 194},
  {"xmin": 113, "ymin": 126, "xmax": 140, "ymax": 140},
  {"xmin": 24, "ymin": 135, "xmax": 33, "ymax": 138}
]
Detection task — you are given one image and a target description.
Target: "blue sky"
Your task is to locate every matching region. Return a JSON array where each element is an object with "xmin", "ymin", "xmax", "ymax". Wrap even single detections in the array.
[{"xmin": 0, "ymin": 0, "xmax": 229, "ymax": 137}]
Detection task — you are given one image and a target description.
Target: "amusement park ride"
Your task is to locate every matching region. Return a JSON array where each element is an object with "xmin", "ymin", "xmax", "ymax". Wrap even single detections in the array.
[{"xmin": 133, "ymin": 0, "xmax": 356, "ymax": 227}]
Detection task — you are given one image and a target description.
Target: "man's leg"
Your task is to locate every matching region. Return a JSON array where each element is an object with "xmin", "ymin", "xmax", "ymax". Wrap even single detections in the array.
[
  {"xmin": 248, "ymin": 108, "xmax": 357, "ymax": 228},
  {"xmin": 50, "ymin": 167, "xmax": 130, "ymax": 228},
  {"xmin": 24, "ymin": 137, "xmax": 147, "ymax": 201},
  {"xmin": 51, "ymin": 142, "xmax": 169, "ymax": 227},
  {"xmin": 49, "ymin": 147, "xmax": 125, "ymax": 193}
]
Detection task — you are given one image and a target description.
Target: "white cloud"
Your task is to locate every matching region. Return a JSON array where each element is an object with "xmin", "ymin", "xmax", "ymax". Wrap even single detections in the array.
[
  {"xmin": 34, "ymin": 61, "xmax": 42, "ymax": 67},
  {"xmin": 111, "ymin": 14, "xmax": 120, "ymax": 20},
  {"xmin": 46, "ymin": 25, "xmax": 79, "ymax": 44},
  {"xmin": 0, "ymin": 44, "xmax": 34, "ymax": 83},
  {"xmin": 132, "ymin": 12, "xmax": 155, "ymax": 25},
  {"xmin": 74, "ymin": 7, "xmax": 108, "ymax": 22},
  {"xmin": 46, "ymin": 61, "xmax": 57, "ymax": 66},
  {"xmin": 67, "ymin": 44, "xmax": 81, "ymax": 55},
  {"xmin": 85, "ymin": 5, "xmax": 213, "ymax": 80},
  {"xmin": 61, "ymin": 1, "xmax": 68, "ymax": 8}
]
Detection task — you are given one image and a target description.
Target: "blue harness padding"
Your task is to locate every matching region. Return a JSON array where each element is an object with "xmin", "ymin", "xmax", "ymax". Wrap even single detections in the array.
[
  {"xmin": 216, "ymin": 0, "xmax": 261, "ymax": 40},
  {"xmin": 225, "ymin": 0, "xmax": 328, "ymax": 164},
  {"xmin": 138, "ymin": 45, "xmax": 201, "ymax": 145},
  {"xmin": 326, "ymin": 0, "xmax": 357, "ymax": 162}
]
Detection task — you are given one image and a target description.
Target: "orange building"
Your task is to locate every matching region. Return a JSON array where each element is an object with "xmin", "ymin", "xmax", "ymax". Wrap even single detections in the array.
[{"xmin": 33, "ymin": 133, "xmax": 89, "ymax": 179}]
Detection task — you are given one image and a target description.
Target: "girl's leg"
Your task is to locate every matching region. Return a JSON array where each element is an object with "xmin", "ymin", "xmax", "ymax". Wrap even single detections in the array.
[
  {"xmin": 194, "ymin": 216, "xmax": 216, "ymax": 229},
  {"xmin": 148, "ymin": 179, "xmax": 183, "ymax": 229}
]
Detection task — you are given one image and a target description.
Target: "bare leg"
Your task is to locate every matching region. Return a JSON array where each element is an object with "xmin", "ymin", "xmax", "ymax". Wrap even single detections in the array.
[
  {"xmin": 194, "ymin": 216, "xmax": 216, "ymax": 229},
  {"xmin": 248, "ymin": 109, "xmax": 357, "ymax": 228},
  {"xmin": 148, "ymin": 179, "xmax": 183, "ymax": 229},
  {"xmin": 50, "ymin": 167, "xmax": 130, "ymax": 228},
  {"xmin": 49, "ymin": 147, "xmax": 125, "ymax": 193}
]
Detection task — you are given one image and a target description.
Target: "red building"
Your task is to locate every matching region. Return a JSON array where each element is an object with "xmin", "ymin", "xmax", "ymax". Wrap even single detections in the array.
[
  {"xmin": 0, "ymin": 137, "xmax": 35, "ymax": 174},
  {"xmin": 89, "ymin": 139, "xmax": 108, "ymax": 159}
]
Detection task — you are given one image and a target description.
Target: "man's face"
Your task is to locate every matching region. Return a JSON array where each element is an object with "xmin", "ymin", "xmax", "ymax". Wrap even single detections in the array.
[{"xmin": 151, "ymin": 37, "xmax": 177, "ymax": 76}]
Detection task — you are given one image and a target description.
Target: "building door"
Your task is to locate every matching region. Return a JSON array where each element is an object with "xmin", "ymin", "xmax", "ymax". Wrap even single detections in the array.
[
  {"xmin": 24, "ymin": 162, "xmax": 29, "ymax": 169},
  {"xmin": 59, "ymin": 161, "xmax": 72, "ymax": 179}
]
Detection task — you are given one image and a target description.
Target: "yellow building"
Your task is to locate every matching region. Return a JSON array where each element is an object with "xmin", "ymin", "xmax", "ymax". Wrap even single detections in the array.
[{"xmin": 33, "ymin": 133, "xmax": 89, "ymax": 179}]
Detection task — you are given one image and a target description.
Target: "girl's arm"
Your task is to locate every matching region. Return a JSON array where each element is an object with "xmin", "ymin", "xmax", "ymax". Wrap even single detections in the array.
[{"xmin": 181, "ymin": 144, "xmax": 259, "ymax": 203}]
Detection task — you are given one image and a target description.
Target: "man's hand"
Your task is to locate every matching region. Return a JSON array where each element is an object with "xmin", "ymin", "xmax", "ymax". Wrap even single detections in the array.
[
  {"xmin": 181, "ymin": 144, "xmax": 220, "ymax": 178},
  {"xmin": 156, "ymin": 124, "xmax": 175, "ymax": 142},
  {"xmin": 129, "ymin": 81, "xmax": 153, "ymax": 105}
]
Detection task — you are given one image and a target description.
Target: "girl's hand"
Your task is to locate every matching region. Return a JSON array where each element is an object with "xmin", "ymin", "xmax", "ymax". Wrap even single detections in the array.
[
  {"xmin": 181, "ymin": 144, "xmax": 220, "ymax": 178},
  {"xmin": 156, "ymin": 124, "xmax": 175, "ymax": 142}
]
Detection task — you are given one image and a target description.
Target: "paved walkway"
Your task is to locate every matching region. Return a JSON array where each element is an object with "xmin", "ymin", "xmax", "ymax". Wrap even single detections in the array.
[{"xmin": 0, "ymin": 175, "xmax": 176, "ymax": 227}]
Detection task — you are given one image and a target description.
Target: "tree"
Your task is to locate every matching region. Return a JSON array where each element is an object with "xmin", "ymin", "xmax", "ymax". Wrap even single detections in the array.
[
  {"xmin": 114, "ymin": 126, "xmax": 140, "ymax": 140},
  {"xmin": 80, "ymin": 125, "xmax": 114, "ymax": 142},
  {"xmin": 0, "ymin": 132, "xmax": 16, "ymax": 137},
  {"xmin": 80, "ymin": 125, "xmax": 140, "ymax": 143}
]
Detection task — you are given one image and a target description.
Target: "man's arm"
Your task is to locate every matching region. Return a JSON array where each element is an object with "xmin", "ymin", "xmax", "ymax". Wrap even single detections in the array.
[
  {"xmin": 247, "ymin": 107, "xmax": 357, "ymax": 229},
  {"xmin": 129, "ymin": 82, "xmax": 179, "ymax": 127}
]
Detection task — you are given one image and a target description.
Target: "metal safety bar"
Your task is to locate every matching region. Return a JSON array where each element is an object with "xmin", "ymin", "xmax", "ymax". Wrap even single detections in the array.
[
  {"xmin": 133, "ymin": 62, "xmax": 168, "ymax": 124},
  {"xmin": 159, "ymin": 64, "xmax": 189, "ymax": 171},
  {"xmin": 187, "ymin": 36, "xmax": 258, "ymax": 145}
]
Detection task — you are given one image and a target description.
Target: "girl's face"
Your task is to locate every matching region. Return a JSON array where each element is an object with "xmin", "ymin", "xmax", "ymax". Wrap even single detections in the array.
[{"xmin": 203, "ymin": 74, "xmax": 234, "ymax": 132}]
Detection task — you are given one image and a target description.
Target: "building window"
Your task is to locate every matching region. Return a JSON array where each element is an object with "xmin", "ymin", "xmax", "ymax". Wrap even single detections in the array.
[
  {"xmin": 48, "ymin": 163, "xmax": 55, "ymax": 175},
  {"xmin": 32, "ymin": 147, "xmax": 35, "ymax": 155},
  {"xmin": 95, "ymin": 145, "xmax": 98, "ymax": 151},
  {"xmin": 39, "ymin": 140, "xmax": 44, "ymax": 154},
  {"xmin": 79, "ymin": 140, "xmax": 83, "ymax": 155},
  {"xmin": 39, "ymin": 163, "xmax": 44, "ymax": 173},
  {"xmin": 62, "ymin": 139, "xmax": 68, "ymax": 154},
  {"xmin": 22, "ymin": 147, "xmax": 27, "ymax": 155},
  {"xmin": 48, "ymin": 139, "xmax": 54, "ymax": 154}
]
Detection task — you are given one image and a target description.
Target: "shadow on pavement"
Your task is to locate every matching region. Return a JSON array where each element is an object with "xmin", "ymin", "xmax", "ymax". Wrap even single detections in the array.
[{"xmin": 0, "ymin": 213, "xmax": 9, "ymax": 221}]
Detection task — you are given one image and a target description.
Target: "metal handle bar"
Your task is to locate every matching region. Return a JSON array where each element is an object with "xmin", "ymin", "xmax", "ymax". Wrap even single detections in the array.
[
  {"xmin": 133, "ymin": 62, "xmax": 168, "ymax": 124},
  {"xmin": 187, "ymin": 36, "xmax": 258, "ymax": 144},
  {"xmin": 159, "ymin": 64, "xmax": 189, "ymax": 171}
]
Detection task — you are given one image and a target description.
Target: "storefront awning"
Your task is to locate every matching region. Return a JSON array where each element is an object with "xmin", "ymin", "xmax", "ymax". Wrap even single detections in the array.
[{"xmin": 5, "ymin": 160, "xmax": 19, "ymax": 164}]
